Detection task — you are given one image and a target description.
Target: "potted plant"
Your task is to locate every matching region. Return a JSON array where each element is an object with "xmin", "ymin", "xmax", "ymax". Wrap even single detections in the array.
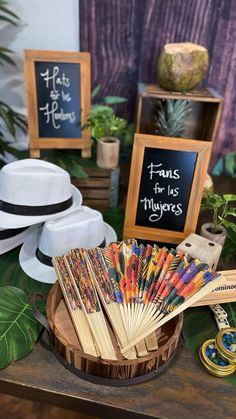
[
  {"xmin": 200, "ymin": 192, "xmax": 236, "ymax": 246},
  {"xmin": 83, "ymin": 86, "xmax": 129, "ymax": 169},
  {"xmin": 85, "ymin": 107, "xmax": 127, "ymax": 169}
]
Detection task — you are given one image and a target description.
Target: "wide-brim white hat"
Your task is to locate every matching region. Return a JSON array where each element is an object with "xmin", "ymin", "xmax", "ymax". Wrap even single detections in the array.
[
  {"xmin": 0, "ymin": 159, "xmax": 82, "ymax": 228},
  {"xmin": 0, "ymin": 224, "xmax": 41, "ymax": 255},
  {"xmin": 0, "ymin": 185, "xmax": 82, "ymax": 229},
  {"xmin": 19, "ymin": 207, "xmax": 117, "ymax": 284}
]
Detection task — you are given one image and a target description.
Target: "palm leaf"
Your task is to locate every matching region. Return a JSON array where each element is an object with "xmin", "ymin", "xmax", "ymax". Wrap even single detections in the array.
[
  {"xmin": 0, "ymin": 47, "xmax": 15, "ymax": 66},
  {"xmin": 0, "ymin": 101, "xmax": 27, "ymax": 138},
  {"xmin": 0, "ymin": 286, "xmax": 43, "ymax": 369},
  {"xmin": 0, "ymin": 1, "xmax": 20, "ymax": 26}
]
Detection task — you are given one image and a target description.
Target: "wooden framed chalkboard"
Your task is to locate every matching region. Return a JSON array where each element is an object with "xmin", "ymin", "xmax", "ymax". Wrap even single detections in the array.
[
  {"xmin": 123, "ymin": 134, "xmax": 212, "ymax": 244},
  {"xmin": 24, "ymin": 50, "xmax": 91, "ymax": 158}
]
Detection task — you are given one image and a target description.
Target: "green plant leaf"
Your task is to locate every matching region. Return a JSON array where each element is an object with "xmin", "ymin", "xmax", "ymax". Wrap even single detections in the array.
[
  {"xmin": 0, "ymin": 286, "xmax": 43, "ymax": 369},
  {"xmin": 103, "ymin": 96, "xmax": 127, "ymax": 105},
  {"xmin": 0, "ymin": 14, "xmax": 18, "ymax": 25},
  {"xmin": 0, "ymin": 246, "xmax": 51, "ymax": 296},
  {"xmin": 90, "ymin": 105, "xmax": 114, "ymax": 116},
  {"xmin": 225, "ymin": 152, "xmax": 236, "ymax": 176},
  {"xmin": 68, "ymin": 160, "xmax": 88, "ymax": 178},
  {"xmin": 91, "ymin": 84, "xmax": 101, "ymax": 99},
  {"xmin": 0, "ymin": 3, "xmax": 20, "ymax": 21},
  {"xmin": 102, "ymin": 208, "xmax": 125, "ymax": 241},
  {"xmin": 182, "ymin": 304, "xmax": 236, "ymax": 386},
  {"xmin": 0, "ymin": 101, "xmax": 27, "ymax": 138},
  {"xmin": 223, "ymin": 194, "xmax": 236, "ymax": 202}
]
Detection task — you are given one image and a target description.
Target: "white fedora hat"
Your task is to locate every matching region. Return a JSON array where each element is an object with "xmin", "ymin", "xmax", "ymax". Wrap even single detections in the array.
[
  {"xmin": 0, "ymin": 159, "xmax": 82, "ymax": 229},
  {"xmin": 0, "ymin": 224, "xmax": 41, "ymax": 255},
  {"xmin": 19, "ymin": 206, "xmax": 117, "ymax": 284}
]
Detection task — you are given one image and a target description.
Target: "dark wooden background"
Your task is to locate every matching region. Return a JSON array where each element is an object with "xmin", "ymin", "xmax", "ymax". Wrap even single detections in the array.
[{"xmin": 80, "ymin": 0, "xmax": 236, "ymax": 168}]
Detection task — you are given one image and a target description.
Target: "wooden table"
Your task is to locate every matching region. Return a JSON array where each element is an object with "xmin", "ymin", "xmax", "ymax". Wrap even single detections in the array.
[
  {"xmin": 0, "ymin": 336, "xmax": 235, "ymax": 419},
  {"xmin": 0, "ymin": 175, "xmax": 235, "ymax": 418}
]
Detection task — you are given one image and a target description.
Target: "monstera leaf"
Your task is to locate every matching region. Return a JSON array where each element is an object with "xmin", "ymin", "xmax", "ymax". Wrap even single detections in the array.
[
  {"xmin": 0, "ymin": 286, "xmax": 43, "ymax": 369},
  {"xmin": 0, "ymin": 246, "xmax": 51, "ymax": 295},
  {"xmin": 0, "ymin": 247, "xmax": 51, "ymax": 369},
  {"xmin": 182, "ymin": 303, "xmax": 236, "ymax": 386}
]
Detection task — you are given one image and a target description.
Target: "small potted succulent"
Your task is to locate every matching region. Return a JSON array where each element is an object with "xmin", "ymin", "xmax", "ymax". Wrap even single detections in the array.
[{"xmin": 200, "ymin": 192, "xmax": 236, "ymax": 247}]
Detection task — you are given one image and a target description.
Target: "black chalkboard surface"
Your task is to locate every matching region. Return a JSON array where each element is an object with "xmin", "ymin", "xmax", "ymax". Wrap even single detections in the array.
[
  {"xmin": 136, "ymin": 147, "xmax": 197, "ymax": 232},
  {"xmin": 124, "ymin": 134, "xmax": 212, "ymax": 243},
  {"xmin": 35, "ymin": 61, "xmax": 81, "ymax": 138}
]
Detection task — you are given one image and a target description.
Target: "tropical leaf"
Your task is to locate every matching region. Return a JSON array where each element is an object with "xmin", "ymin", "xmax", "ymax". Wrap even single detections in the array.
[
  {"xmin": 0, "ymin": 246, "xmax": 51, "ymax": 296},
  {"xmin": 221, "ymin": 228, "xmax": 236, "ymax": 263},
  {"xmin": 91, "ymin": 84, "xmax": 101, "ymax": 99},
  {"xmin": 102, "ymin": 208, "xmax": 125, "ymax": 241},
  {"xmin": 103, "ymin": 96, "xmax": 127, "ymax": 105},
  {"xmin": 0, "ymin": 47, "xmax": 15, "ymax": 66},
  {"xmin": 68, "ymin": 159, "xmax": 88, "ymax": 179},
  {"xmin": 0, "ymin": 101, "xmax": 27, "ymax": 137},
  {"xmin": 0, "ymin": 286, "xmax": 44, "ymax": 369},
  {"xmin": 182, "ymin": 303, "xmax": 236, "ymax": 386},
  {"xmin": 0, "ymin": 1, "xmax": 20, "ymax": 23},
  {"xmin": 90, "ymin": 104, "xmax": 114, "ymax": 116}
]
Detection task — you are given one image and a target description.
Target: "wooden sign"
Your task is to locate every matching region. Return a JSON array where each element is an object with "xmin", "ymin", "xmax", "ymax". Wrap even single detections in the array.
[
  {"xmin": 123, "ymin": 134, "xmax": 212, "ymax": 244},
  {"xmin": 24, "ymin": 50, "xmax": 91, "ymax": 158}
]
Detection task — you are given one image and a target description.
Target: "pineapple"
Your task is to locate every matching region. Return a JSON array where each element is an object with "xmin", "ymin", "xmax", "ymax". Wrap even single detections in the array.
[{"xmin": 154, "ymin": 99, "xmax": 192, "ymax": 138}]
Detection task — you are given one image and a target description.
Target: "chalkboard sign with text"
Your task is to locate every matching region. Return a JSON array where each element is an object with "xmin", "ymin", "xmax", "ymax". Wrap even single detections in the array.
[
  {"xmin": 124, "ymin": 134, "xmax": 212, "ymax": 244},
  {"xmin": 24, "ymin": 50, "xmax": 91, "ymax": 158}
]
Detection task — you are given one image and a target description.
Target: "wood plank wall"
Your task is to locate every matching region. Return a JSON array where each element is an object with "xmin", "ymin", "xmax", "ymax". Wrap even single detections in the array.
[{"xmin": 80, "ymin": 0, "xmax": 236, "ymax": 168}]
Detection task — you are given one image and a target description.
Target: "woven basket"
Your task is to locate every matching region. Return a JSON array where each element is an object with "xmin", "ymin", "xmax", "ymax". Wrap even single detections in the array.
[{"xmin": 45, "ymin": 282, "xmax": 183, "ymax": 386}]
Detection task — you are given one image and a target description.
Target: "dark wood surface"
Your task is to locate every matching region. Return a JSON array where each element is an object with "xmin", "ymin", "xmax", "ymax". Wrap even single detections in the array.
[
  {"xmin": 80, "ymin": 0, "xmax": 236, "ymax": 168},
  {"xmin": 0, "ymin": 337, "xmax": 235, "ymax": 419}
]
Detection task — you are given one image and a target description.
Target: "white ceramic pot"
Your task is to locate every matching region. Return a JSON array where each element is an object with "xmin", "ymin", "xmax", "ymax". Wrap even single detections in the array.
[
  {"xmin": 200, "ymin": 223, "xmax": 227, "ymax": 247},
  {"xmin": 96, "ymin": 137, "xmax": 120, "ymax": 169}
]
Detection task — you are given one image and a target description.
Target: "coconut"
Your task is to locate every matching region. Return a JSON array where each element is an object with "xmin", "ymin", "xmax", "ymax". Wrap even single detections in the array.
[{"xmin": 158, "ymin": 43, "xmax": 209, "ymax": 92}]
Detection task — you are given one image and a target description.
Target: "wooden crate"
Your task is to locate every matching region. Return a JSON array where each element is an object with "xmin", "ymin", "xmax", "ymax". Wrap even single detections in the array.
[
  {"xmin": 136, "ymin": 83, "xmax": 223, "ymax": 142},
  {"xmin": 71, "ymin": 167, "xmax": 120, "ymax": 211}
]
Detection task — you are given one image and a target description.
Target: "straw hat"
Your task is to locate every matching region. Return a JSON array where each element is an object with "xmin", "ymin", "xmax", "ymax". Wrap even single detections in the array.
[
  {"xmin": 0, "ymin": 159, "xmax": 82, "ymax": 228},
  {"xmin": 0, "ymin": 224, "xmax": 41, "ymax": 255},
  {"xmin": 19, "ymin": 206, "xmax": 117, "ymax": 284}
]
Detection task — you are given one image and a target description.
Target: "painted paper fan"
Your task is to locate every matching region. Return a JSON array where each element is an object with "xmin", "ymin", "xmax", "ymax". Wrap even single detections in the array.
[{"xmin": 53, "ymin": 239, "xmax": 225, "ymax": 360}]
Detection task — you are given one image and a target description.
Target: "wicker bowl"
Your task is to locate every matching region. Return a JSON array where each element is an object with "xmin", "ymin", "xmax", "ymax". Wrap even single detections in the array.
[{"xmin": 46, "ymin": 282, "xmax": 183, "ymax": 386}]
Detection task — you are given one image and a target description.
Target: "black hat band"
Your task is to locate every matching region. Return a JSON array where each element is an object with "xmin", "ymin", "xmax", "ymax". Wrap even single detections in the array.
[
  {"xmin": 0, "ymin": 196, "xmax": 73, "ymax": 216},
  {"xmin": 35, "ymin": 238, "xmax": 107, "ymax": 267}
]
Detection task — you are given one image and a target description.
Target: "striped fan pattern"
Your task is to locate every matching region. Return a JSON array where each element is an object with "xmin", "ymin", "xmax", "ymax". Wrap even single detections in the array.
[{"xmin": 53, "ymin": 239, "xmax": 224, "ymax": 360}]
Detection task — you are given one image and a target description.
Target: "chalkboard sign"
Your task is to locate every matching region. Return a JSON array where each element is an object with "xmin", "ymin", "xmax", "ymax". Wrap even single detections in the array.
[
  {"xmin": 124, "ymin": 134, "xmax": 212, "ymax": 244},
  {"xmin": 35, "ymin": 62, "xmax": 81, "ymax": 138},
  {"xmin": 136, "ymin": 147, "xmax": 197, "ymax": 231},
  {"xmin": 24, "ymin": 50, "xmax": 91, "ymax": 158}
]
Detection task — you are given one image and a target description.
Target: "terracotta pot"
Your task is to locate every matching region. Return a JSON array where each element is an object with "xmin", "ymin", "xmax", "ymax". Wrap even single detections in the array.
[
  {"xmin": 96, "ymin": 137, "xmax": 120, "ymax": 169},
  {"xmin": 200, "ymin": 223, "xmax": 227, "ymax": 247}
]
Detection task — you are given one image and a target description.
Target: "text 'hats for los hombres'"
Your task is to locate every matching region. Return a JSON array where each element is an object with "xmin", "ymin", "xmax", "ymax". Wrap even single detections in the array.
[
  {"xmin": 19, "ymin": 206, "xmax": 117, "ymax": 284},
  {"xmin": 0, "ymin": 159, "xmax": 82, "ymax": 228}
]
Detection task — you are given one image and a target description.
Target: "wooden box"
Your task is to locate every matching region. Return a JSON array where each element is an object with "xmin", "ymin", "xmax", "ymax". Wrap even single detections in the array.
[
  {"xmin": 136, "ymin": 84, "xmax": 223, "ymax": 142},
  {"xmin": 71, "ymin": 167, "xmax": 120, "ymax": 211}
]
